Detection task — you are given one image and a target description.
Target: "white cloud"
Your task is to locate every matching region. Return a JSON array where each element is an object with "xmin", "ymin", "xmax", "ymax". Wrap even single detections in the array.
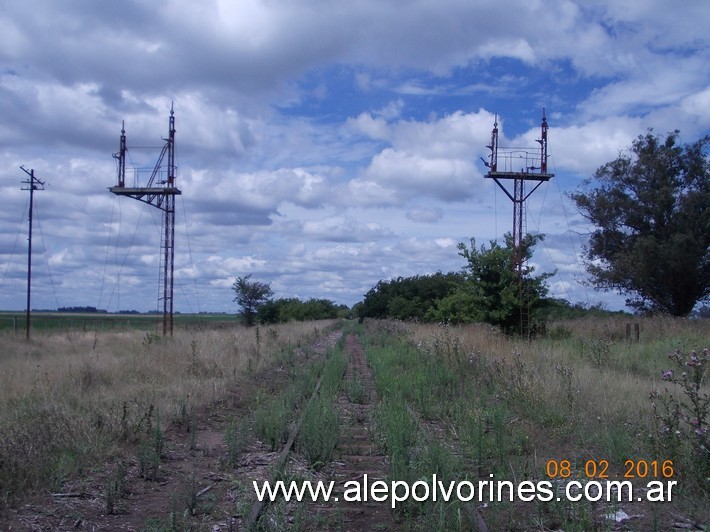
[
  {"xmin": 360, "ymin": 148, "xmax": 477, "ymax": 202},
  {"xmin": 0, "ymin": 0, "xmax": 708, "ymax": 313},
  {"xmin": 344, "ymin": 109, "xmax": 496, "ymax": 205},
  {"xmin": 346, "ymin": 113, "xmax": 391, "ymax": 141},
  {"xmin": 302, "ymin": 216, "xmax": 390, "ymax": 242},
  {"xmin": 406, "ymin": 208, "xmax": 444, "ymax": 223},
  {"xmin": 544, "ymin": 117, "xmax": 643, "ymax": 175}
]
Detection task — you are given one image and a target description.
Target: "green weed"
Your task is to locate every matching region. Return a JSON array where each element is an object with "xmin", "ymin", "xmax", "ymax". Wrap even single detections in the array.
[
  {"xmin": 345, "ymin": 376, "xmax": 367, "ymax": 404},
  {"xmin": 253, "ymin": 392, "xmax": 293, "ymax": 452},
  {"xmin": 138, "ymin": 411, "xmax": 164, "ymax": 481},
  {"xmin": 651, "ymin": 347, "xmax": 710, "ymax": 493},
  {"xmin": 225, "ymin": 416, "xmax": 250, "ymax": 468},
  {"xmin": 105, "ymin": 460, "xmax": 128, "ymax": 515},
  {"xmin": 297, "ymin": 396, "xmax": 340, "ymax": 467}
]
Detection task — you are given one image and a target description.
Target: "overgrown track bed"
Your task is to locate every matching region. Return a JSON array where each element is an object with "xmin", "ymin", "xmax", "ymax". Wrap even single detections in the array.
[{"xmin": 301, "ymin": 333, "xmax": 398, "ymax": 530}]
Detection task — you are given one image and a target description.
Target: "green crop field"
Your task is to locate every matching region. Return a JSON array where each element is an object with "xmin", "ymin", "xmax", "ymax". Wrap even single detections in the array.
[{"xmin": 0, "ymin": 311, "xmax": 239, "ymax": 334}]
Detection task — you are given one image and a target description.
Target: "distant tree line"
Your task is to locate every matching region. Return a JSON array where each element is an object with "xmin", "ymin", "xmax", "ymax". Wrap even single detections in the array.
[
  {"xmin": 258, "ymin": 298, "xmax": 350, "ymax": 323},
  {"xmin": 232, "ymin": 235, "xmax": 624, "ymax": 333},
  {"xmin": 57, "ymin": 306, "xmax": 108, "ymax": 313},
  {"xmin": 356, "ymin": 238, "xmax": 622, "ymax": 332},
  {"xmin": 357, "ymin": 272, "xmax": 465, "ymax": 321},
  {"xmin": 357, "ymin": 234, "xmax": 568, "ymax": 333},
  {"xmin": 232, "ymin": 274, "xmax": 350, "ymax": 326}
]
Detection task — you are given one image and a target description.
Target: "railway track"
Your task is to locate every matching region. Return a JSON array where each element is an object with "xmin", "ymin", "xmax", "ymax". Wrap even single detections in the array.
[
  {"xmin": 309, "ymin": 333, "xmax": 398, "ymax": 530},
  {"xmin": 251, "ymin": 333, "xmax": 400, "ymax": 530}
]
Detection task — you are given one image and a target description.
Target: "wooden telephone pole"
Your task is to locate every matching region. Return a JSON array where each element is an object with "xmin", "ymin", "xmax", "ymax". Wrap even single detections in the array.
[{"xmin": 20, "ymin": 166, "xmax": 45, "ymax": 340}]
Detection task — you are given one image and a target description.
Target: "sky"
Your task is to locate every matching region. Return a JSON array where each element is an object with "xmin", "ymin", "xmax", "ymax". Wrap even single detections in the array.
[{"xmin": 1, "ymin": 0, "xmax": 709, "ymax": 314}]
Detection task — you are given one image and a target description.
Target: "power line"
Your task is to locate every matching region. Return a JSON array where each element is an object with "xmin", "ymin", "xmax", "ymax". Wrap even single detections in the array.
[
  {"xmin": 33, "ymin": 200, "xmax": 62, "ymax": 310},
  {"xmin": 0, "ymin": 196, "xmax": 29, "ymax": 289}
]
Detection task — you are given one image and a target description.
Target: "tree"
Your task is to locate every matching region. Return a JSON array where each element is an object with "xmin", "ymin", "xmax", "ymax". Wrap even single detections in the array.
[
  {"xmin": 257, "ymin": 297, "xmax": 342, "ymax": 323},
  {"xmin": 570, "ymin": 131, "xmax": 710, "ymax": 316},
  {"xmin": 359, "ymin": 272, "xmax": 465, "ymax": 320},
  {"xmin": 232, "ymin": 274, "xmax": 273, "ymax": 326},
  {"xmin": 429, "ymin": 233, "xmax": 553, "ymax": 332}
]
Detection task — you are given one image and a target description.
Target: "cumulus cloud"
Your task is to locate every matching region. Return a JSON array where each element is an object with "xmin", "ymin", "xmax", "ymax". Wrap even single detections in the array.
[
  {"xmin": 302, "ymin": 216, "xmax": 391, "ymax": 242},
  {"xmin": 0, "ymin": 0, "xmax": 708, "ymax": 312},
  {"xmin": 344, "ymin": 109, "xmax": 495, "ymax": 205},
  {"xmin": 406, "ymin": 208, "xmax": 444, "ymax": 223},
  {"xmin": 360, "ymin": 148, "xmax": 477, "ymax": 202}
]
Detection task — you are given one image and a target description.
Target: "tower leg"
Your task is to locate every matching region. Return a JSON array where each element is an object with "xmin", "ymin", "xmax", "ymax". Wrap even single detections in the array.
[
  {"xmin": 162, "ymin": 196, "xmax": 176, "ymax": 336},
  {"xmin": 512, "ymin": 178, "xmax": 528, "ymax": 337}
]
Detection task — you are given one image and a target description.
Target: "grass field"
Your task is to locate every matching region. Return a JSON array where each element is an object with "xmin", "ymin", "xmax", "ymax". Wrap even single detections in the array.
[
  {"xmin": 0, "ymin": 319, "xmax": 338, "ymax": 506},
  {"xmin": 363, "ymin": 317, "xmax": 709, "ymax": 529},
  {"xmin": 0, "ymin": 311, "xmax": 240, "ymax": 334},
  {"xmin": 0, "ymin": 316, "xmax": 707, "ymax": 530}
]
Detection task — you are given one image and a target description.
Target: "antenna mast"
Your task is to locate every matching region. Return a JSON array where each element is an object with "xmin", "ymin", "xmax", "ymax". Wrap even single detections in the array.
[
  {"xmin": 110, "ymin": 106, "xmax": 181, "ymax": 335},
  {"xmin": 20, "ymin": 166, "xmax": 45, "ymax": 340},
  {"xmin": 484, "ymin": 110, "xmax": 554, "ymax": 337}
]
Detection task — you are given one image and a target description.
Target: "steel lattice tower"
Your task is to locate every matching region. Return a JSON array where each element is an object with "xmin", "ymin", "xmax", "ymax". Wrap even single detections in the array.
[
  {"xmin": 484, "ymin": 110, "xmax": 553, "ymax": 337},
  {"xmin": 110, "ymin": 106, "xmax": 181, "ymax": 335}
]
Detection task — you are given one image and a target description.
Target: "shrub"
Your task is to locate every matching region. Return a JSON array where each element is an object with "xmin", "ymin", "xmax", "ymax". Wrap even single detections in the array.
[{"xmin": 651, "ymin": 348, "xmax": 709, "ymax": 492}]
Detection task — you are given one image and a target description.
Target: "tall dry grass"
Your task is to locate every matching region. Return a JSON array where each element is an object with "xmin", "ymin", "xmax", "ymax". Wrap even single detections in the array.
[
  {"xmin": 402, "ymin": 317, "xmax": 709, "ymax": 452},
  {"xmin": 0, "ymin": 320, "xmax": 338, "ymax": 507},
  {"xmin": 361, "ymin": 317, "xmax": 710, "ymax": 529}
]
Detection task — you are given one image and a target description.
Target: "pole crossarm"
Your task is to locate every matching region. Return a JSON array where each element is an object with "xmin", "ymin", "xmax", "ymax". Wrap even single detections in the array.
[
  {"xmin": 20, "ymin": 165, "xmax": 46, "ymax": 190},
  {"xmin": 488, "ymin": 174, "xmax": 550, "ymax": 203},
  {"xmin": 108, "ymin": 186, "xmax": 182, "ymax": 210}
]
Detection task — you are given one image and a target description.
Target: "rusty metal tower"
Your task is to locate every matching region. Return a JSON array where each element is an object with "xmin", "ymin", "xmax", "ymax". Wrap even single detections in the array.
[
  {"xmin": 484, "ymin": 109, "xmax": 553, "ymax": 336},
  {"xmin": 110, "ymin": 106, "xmax": 181, "ymax": 335}
]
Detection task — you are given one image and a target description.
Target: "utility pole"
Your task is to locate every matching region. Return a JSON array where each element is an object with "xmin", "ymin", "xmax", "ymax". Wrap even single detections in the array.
[{"xmin": 20, "ymin": 166, "xmax": 45, "ymax": 340}]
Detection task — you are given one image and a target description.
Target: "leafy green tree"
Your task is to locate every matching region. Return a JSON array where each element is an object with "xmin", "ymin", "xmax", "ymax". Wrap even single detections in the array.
[
  {"xmin": 301, "ymin": 298, "xmax": 339, "ymax": 320},
  {"xmin": 569, "ymin": 131, "xmax": 710, "ymax": 316},
  {"xmin": 424, "ymin": 283, "xmax": 478, "ymax": 324},
  {"xmin": 256, "ymin": 298, "xmax": 282, "ymax": 324},
  {"xmin": 387, "ymin": 295, "xmax": 422, "ymax": 320},
  {"xmin": 430, "ymin": 234, "xmax": 553, "ymax": 332},
  {"xmin": 232, "ymin": 274, "xmax": 273, "ymax": 326},
  {"xmin": 335, "ymin": 304, "xmax": 352, "ymax": 319},
  {"xmin": 257, "ymin": 297, "xmax": 343, "ymax": 323},
  {"xmin": 359, "ymin": 272, "xmax": 465, "ymax": 320}
]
